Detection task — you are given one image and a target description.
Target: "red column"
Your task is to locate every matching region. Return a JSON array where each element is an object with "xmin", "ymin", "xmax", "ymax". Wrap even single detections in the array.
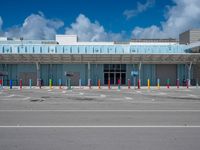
[
  {"xmin": 19, "ymin": 79, "xmax": 22, "ymax": 90},
  {"xmin": 176, "ymin": 79, "xmax": 179, "ymax": 88},
  {"xmin": 128, "ymin": 79, "xmax": 130, "ymax": 89},
  {"xmin": 186, "ymin": 79, "xmax": 189, "ymax": 88},
  {"xmin": 108, "ymin": 79, "xmax": 110, "ymax": 89},
  {"xmin": 138, "ymin": 79, "xmax": 140, "ymax": 89}
]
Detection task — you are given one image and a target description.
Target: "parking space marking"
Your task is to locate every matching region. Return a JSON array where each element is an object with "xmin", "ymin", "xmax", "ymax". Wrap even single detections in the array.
[
  {"xmin": 125, "ymin": 97, "xmax": 132, "ymax": 100},
  {"xmin": 100, "ymin": 94, "xmax": 106, "ymax": 98},
  {"xmin": 22, "ymin": 97, "xmax": 31, "ymax": 100},
  {"xmin": 6, "ymin": 94, "xmax": 15, "ymax": 97},
  {"xmin": 187, "ymin": 94, "xmax": 198, "ymax": 98},
  {"xmin": 0, "ymin": 125, "xmax": 200, "ymax": 128},
  {"xmin": 79, "ymin": 92, "xmax": 84, "ymax": 95}
]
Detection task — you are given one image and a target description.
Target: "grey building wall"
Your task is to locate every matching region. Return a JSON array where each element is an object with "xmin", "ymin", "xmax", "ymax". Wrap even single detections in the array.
[
  {"xmin": 179, "ymin": 30, "xmax": 190, "ymax": 44},
  {"xmin": 190, "ymin": 30, "xmax": 200, "ymax": 43},
  {"xmin": 179, "ymin": 29, "xmax": 200, "ymax": 44}
]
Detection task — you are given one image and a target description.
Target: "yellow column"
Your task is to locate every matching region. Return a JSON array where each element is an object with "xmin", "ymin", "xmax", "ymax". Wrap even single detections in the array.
[
  {"xmin": 147, "ymin": 79, "xmax": 150, "ymax": 89},
  {"xmin": 157, "ymin": 78, "xmax": 160, "ymax": 89}
]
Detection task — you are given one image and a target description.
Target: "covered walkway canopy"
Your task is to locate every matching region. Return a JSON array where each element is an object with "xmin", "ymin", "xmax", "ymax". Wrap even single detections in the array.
[{"xmin": 0, "ymin": 53, "xmax": 200, "ymax": 64}]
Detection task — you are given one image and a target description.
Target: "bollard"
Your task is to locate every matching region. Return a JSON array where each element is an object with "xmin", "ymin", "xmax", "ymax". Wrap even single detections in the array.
[
  {"xmin": 88, "ymin": 79, "xmax": 91, "ymax": 89},
  {"xmin": 128, "ymin": 79, "xmax": 131, "ymax": 89},
  {"xmin": 157, "ymin": 78, "xmax": 160, "ymax": 89},
  {"xmin": 108, "ymin": 79, "xmax": 110, "ymax": 89},
  {"xmin": 29, "ymin": 79, "xmax": 32, "ymax": 89},
  {"xmin": 138, "ymin": 79, "xmax": 140, "ymax": 89},
  {"xmin": 98, "ymin": 79, "xmax": 100, "ymax": 89},
  {"xmin": 186, "ymin": 79, "xmax": 189, "ymax": 89},
  {"xmin": 67, "ymin": 78, "xmax": 71, "ymax": 90},
  {"xmin": 0, "ymin": 79, "xmax": 2, "ymax": 89},
  {"xmin": 167, "ymin": 79, "xmax": 170, "ymax": 89},
  {"xmin": 67, "ymin": 79, "xmax": 71, "ymax": 90},
  {"xmin": 49, "ymin": 79, "xmax": 52, "ymax": 89},
  {"xmin": 59, "ymin": 79, "xmax": 62, "ymax": 89},
  {"xmin": 10, "ymin": 79, "xmax": 12, "ymax": 89},
  {"xmin": 79, "ymin": 79, "xmax": 81, "ymax": 88},
  {"xmin": 39, "ymin": 79, "xmax": 41, "ymax": 89},
  {"xmin": 118, "ymin": 79, "xmax": 121, "ymax": 90},
  {"xmin": 19, "ymin": 79, "xmax": 22, "ymax": 90},
  {"xmin": 147, "ymin": 79, "xmax": 150, "ymax": 89},
  {"xmin": 196, "ymin": 79, "xmax": 199, "ymax": 88},
  {"xmin": 176, "ymin": 79, "xmax": 179, "ymax": 88}
]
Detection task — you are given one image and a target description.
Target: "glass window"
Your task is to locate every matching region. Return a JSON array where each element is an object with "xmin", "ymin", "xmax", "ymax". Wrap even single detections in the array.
[
  {"xmin": 121, "ymin": 64, "xmax": 126, "ymax": 72},
  {"xmin": 104, "ymin": 64, "xmax": 109, "ymax": 72},
  {"xmin": 110, "ymin": 64, "xmax": 115, "ymax": 72},
  {"xmin": 116, "ymin": 64, "xmax": 120, "ymax": 72}
]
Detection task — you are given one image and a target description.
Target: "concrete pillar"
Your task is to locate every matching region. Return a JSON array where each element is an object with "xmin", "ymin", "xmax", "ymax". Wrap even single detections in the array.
[
  {"xmin": 188, "ymin": 62, "xmax": 192, "ymax": 86},
  {"xmin": 88, "ymin": 62, "xmax": 90, "ymax": 86},
  {"xmin": 36, "ymin": 62, "xmax": 40, "ymax": 86}
]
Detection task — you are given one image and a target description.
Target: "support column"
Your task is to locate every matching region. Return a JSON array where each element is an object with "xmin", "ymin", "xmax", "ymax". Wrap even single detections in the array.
[
  {"xmin": 188, "ymin": 62, "xmax": 192, "ymax": 86},
  {"xmin": 88, "ymin": 62, "xmax": 90, "ymax": 86},
  {"xmin": 36, "ymin": 62, "xmax": 40, "ymax": 86}
]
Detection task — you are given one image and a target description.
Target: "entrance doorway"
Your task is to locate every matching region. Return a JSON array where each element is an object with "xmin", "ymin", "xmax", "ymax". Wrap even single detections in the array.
[{"xmin": 104, "ymin": 64, "xmax": 126, "ymax": 85}]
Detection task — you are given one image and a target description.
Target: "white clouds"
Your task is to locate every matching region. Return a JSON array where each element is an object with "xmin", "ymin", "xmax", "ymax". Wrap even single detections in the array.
[
  {"xmin": 132, "ymin": 0, "xmax": 200, "ymax": 38},
  {"xmin": 65, "ymin": 14, "xmax": 125, "ymax": 41},
  {"xmin": 0, "ymin": 13, "xmax": 125, "ymax": 41},
  {"xmin": 123, "ymin": 0, "xmax": 155, "ymax": 19},
  {"xmin": 2, "ymin": 13, "xmax": 64, "ymax": 40}
]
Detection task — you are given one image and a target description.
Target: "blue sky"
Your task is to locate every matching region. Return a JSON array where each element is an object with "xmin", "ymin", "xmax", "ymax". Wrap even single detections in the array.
[{"xmin": 0, "ymin": 0, "xmax": 200, "ymax": 41}]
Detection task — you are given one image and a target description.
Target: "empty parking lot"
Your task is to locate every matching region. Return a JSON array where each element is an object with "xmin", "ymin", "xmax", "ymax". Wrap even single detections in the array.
[{"xmin": 0, "ymin": 87, "xmax": 200, "ymax": 150}]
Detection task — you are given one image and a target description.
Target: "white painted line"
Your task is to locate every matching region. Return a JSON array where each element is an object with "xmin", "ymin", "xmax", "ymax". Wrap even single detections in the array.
[
  {"xmin": 31, "ymin": 101, "xmax": 200, "ymax": 104},
  {"xmin": 153, "ymin": 92, "xmax": 167, "ymax": 96},
  {"xmin": 79, "ymin": 92, "xmax": 84, "ymax": 95},
  {"xmin": 0, "ymin": 126, "xmax": 199, "ymax": 128},
  {"xmin": 6, "ymin": 94, "xmax": 15, "ymax": 97},
  {"xmin": 187, "ymin": 94, "xmax": 198, "ymax": 98},
  {"xmin": 22, "ymin": 97, "xmax": 31, "ymax": 100},
  {"xmin": 100, "ymin": 94, "xmax": 106, "ymax": 98},
  {"xmin": 0, "ymin": 109, "xmax": 200, "ymax": 112},
  {"xmin": 125, "ymin": 97, "xmax": 132, "ymax": 100}
]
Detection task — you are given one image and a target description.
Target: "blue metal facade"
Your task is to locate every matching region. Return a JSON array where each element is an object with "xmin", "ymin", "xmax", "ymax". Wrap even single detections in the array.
[
  {"xmin": 0, "ymin": 44, "xmax": 189, "ymax": 54},
  {"xmin": 0, "ymin": 63, "xmax": 188, "ymax": 86},
  {"xmin": 0, "ymin": 40, "xmax": 194, "ymax": 86}
]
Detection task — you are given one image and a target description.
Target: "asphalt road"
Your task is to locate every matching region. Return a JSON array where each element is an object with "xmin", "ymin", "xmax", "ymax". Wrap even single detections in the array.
[{"xmin": 0, "ymin": 86, "xmax": 200, "ymax": 150}]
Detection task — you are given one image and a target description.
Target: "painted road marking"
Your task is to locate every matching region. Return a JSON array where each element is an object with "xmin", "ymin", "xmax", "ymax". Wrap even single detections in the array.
[
  {"xmin": 100, "ymin": 94, "xmax": 106, "ymax": 98},
  {"xmin": 0, "ymin": 126, "xmax": 199, "ymax": 128},
  {"xmin": 187, "ymin": 94, "xmax": 198, "ymax": 98},
  {"xmin": 0, "ymin": 109, "xmax": 200, "ymax": 112},
  {"xmin": 22, "ymin": 97, "xmax": 31, "ymax": 100},
  {"xmin": 125, "ymin": 97, "xmax": 132, "ymax": 100},
  {"xmin": 6, "ymin": 94, "xmax": 15, "ymax": 97}
]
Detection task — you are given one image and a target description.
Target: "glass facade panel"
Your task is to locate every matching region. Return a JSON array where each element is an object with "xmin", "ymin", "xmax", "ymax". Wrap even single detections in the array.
[{"xmin": 103, "ymin": 64, "xmax": 126, "ymax": 85}]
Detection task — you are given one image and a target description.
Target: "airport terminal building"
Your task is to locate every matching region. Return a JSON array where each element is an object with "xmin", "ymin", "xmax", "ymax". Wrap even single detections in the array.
[{"xmin": 0, "ymin": 29, "xmax": 200, "ymax": 87}]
